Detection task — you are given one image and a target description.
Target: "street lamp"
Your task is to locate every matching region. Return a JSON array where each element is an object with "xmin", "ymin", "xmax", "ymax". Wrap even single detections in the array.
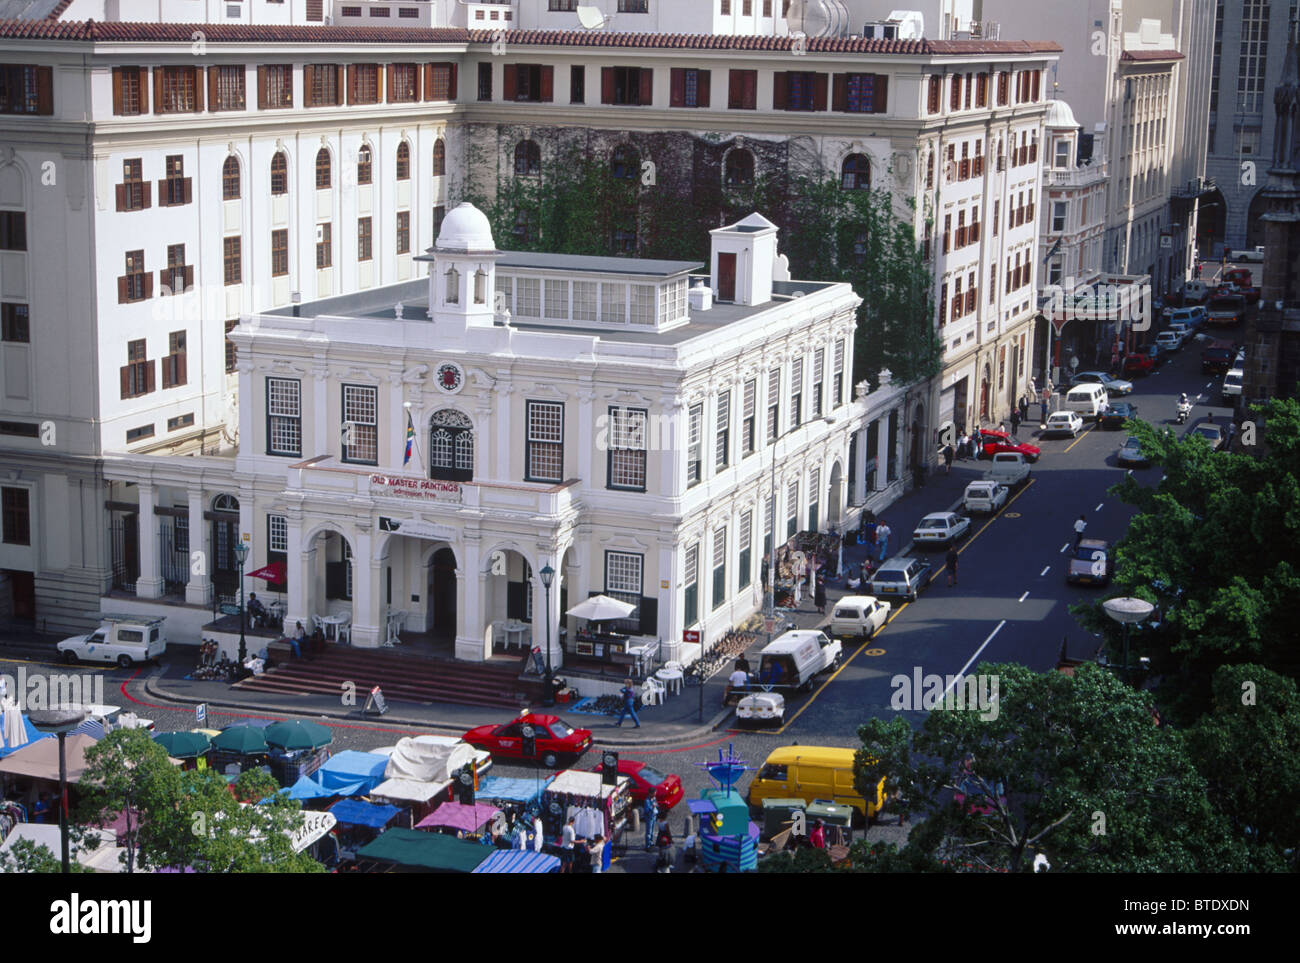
[
  {"xmin": 539, "ymin": 564, "xmax": 555, "ymax": 707},
  {"xmin": 27, "ymin": 708, "xmax": 89, "ymax": 873},
  {"xmin": 1102, "ymin": 596, "xmax": 1154, "ymax": 685},
  {"xmin": 234, "ymin": 540, "xmax": 249, "ymax": 663}
]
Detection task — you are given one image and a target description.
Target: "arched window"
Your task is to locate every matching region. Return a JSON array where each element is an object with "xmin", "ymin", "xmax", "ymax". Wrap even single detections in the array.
[
  {"xmin": 357, "ymin": 144, "xmax": 372, "ymax": 185},
  {"xmin": 841, "ymin": 153, "xmax": 871, "ymax": 190},
  {"xmin": 222, "ymin": 156, "xmax": 241, "ymax": 200},
  {"xmin": 315, "ymin": 148, "xmax": 331, "ymax": 190},
  {"xmin": 514, "ymin": 140, "xmax": 541, "ymax": 176},
  {"xmin": 724, "ymin": 149, "xmax": 754, "ymax": 186},
  {"xmin": 211, "ymin": 493, "xmax": 239, "ymax": 513},
  {"xmin": 445, "ymin": 265, "xmax": 459, "ymax": 304},
  {"xmin": 270, "ymin": 151, "xmax": 288, "ymax": 196},
  {"xmin": 611, "ymin": 145, "xmax": 638, "ymax": 180},
  {"xmin": 474, "ymin": 268, "xmax": 487, "ymax": 304},
  {"xmin": 513, "ymin": 209, "xmax": 537, "ymax": 244},
  {"xmin": 433, "ymin": 138, "xmax": 446, "ymax": 176},
  {"xmin": 396, "ymin": 141, "xmax": 410, "ymax": 181},
  {"xmin": 430, "ymin": 409, "xmax": 473, "ymax": 481}
]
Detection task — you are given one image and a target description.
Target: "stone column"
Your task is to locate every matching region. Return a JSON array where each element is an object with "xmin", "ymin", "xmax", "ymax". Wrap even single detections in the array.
[
  {"xmin": 313, "ymin": 362, "xmax": 329, "ymax": 457},
  {"xmin": 389, "ymin": 366, "xmax": 407, "ymax": 470},
  {"xmin": 854, "ymin": 424, "xmax": 869, "ymax": 503},
  {"xmin": 661, "ymin": 398, "xmax": 685, "ymax": 495},
  {"xmin": 658, "ymin": 539, "xmax": 679, "ymax": 649},
  {"xmin": 184, "ymin": 487, "xmax": 212, "ymax": 606},
  {"xmin": 576, "ymin": 386, "xmax": 594, "ymax": 486},
  {"xmin": 237, "ymin": 359, "xmax": 255, "ymax": 456},
  {"xmin": 283, "ymin": 516, "xmax": 309, "ymax": 638},
  {"xmin": 876, "ymin": 416, "xmax": 891, "ymax": 488},
  {"xmin": 456, "ymin": 535, "xmax": 489, "ymax": 662},
  {"xmin": 135, "ymin": 484, "xmax": 164, "ymax": 599},
  {"xmin": 494, "ymin": 383, "xmax": 514, "ymax": 482},
  {"xmin": 350, "ymin": 529, "xmax": 377, "ymax": 646}
]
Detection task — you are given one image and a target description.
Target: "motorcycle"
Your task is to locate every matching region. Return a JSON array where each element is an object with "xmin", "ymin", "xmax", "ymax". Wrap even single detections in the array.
[{"xmin": 1176, "ymin": 401, "xmax": 1192, "ymax": 424}]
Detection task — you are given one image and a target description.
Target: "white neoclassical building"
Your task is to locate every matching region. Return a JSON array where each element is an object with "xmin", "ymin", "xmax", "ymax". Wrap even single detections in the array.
[{"xmin": 100, "ymin": 203, "xmax": 872, "ymax": 666}]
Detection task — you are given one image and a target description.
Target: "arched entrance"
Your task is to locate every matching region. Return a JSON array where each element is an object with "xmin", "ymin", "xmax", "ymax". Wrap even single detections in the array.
[
  {"xmin": 427, "ymin": 547, "xmax": 458, "ymax": 639},
  {"xmin": 483, "ymin": 547, "xmax": 535, "ymax": 651},
  {"xmin": 979, "ymin": 366, "xmax": 992, "ymax": 424},
  {"xmin": 209, "ymin": 494, "xmax": 239, "ymax": 600},
  {"xmin": 303, "ymin": 528, "xmax": 354, "ymax": 623},
  {"xmin": 1245, "ymin": 188, "xmax": 1269, "ymax": 250}
]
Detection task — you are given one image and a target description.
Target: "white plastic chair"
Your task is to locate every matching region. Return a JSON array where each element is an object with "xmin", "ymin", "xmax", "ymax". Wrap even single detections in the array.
[
  {"xmin": 336, "ymin": 618, "xmax": 351, "ymax": 645},
  {"xmin": 641, "ymin": 678, "xmax": 665, "ymax": 706}
]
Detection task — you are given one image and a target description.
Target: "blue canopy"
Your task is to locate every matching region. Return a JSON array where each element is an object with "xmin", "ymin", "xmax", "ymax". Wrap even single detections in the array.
[
  {"xmin": 316, "ymin": 751, "xmax": 389, "ymax": 795},
  {"xmin": 71, "ymin": 719, "xmax": 106, "ymax": 740},
  {"xmin": 475, "ymin": 775, "xmax": 553, "ymax": 806},
  {"xmin": 472, "ymin": 850, "xmax": 560, "ymax": 874},
  {"xmin": 329, "ymin": 798, "xmax": 401, "ymax": 829},
  {"xmin": 0, "ymin": 714, "xmax": 53, "ymax": 758},
  {"xmin": 285, "ymin": 774, "xmax": 363, "ymax": 801}
]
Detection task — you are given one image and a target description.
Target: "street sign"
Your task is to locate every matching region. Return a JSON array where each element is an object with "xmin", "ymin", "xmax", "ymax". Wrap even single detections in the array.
[
  {"xmin": 683, "ymin": 630, "xmax": 700, "ymax": 644},
  {"xmin": 364, "ymin": 686, "xmax": 388, "ymax": 715},
  {"xmin": 764, "ymin": 618, "xmax": 776, "ymax": 634},
  {"xmin": 196, "ymin": 704, "xmax": 206, "ymax": 725}
]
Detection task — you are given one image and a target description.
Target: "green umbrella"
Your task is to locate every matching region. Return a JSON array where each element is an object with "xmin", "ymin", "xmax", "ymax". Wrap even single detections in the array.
[
  {"xmin": 152, "ymin": 730, "xmax": 211, "ymax": 759},
  {"xmin": 263, "ymin": 720, "xmax": 333, "ymax": 752},
  {"xmin": 211, "ymin": 726, "xmax": 268, "ymax": 755}
]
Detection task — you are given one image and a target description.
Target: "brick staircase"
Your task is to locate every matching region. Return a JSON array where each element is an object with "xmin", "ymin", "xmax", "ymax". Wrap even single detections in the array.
[{"xmin": 234, "ymin": 642, "xmax": 543, "ymax": 710}]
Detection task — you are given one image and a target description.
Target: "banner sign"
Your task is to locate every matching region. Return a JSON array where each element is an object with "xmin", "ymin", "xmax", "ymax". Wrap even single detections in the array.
[{"xmin": 369, "ymin": 474, "xmax": 462, "ymax": 502}]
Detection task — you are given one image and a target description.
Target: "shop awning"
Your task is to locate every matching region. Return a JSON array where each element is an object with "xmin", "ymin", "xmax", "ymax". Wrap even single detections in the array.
[
  {"xmin": 356, "ymin": 828, "xmax": 489, "ymax": 873},
  {"xmin": 472, "ymin": 850, "xmax": 560, "ymax": 874},
  {"xmin": 316, "ymin": 750, "xmax": 389, "ymax": 794},
  {"xmin": 285, "ymin": 774, "xmax": 359, "ymax": 801},
  {"xmin": 329, "ymin": 798, "xmax": 401, "ymax": 829},
  {"xmin": 415, "ymin": 802, "xmax": 500, "ymax": 834},
  {"xmin": 0, "ymin": 732, "xmax": 96, "ymax": 782},
  {"xmin": 476, "ymin": 775, "xmax": 554, "ymax": 806},
  {"xmin": 371, "ymin": 777, "xmax": 450, "ymax": 804}
]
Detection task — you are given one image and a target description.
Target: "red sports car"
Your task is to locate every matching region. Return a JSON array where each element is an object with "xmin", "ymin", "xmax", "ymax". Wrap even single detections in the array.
[
  {"xmin": 463, "ymin": 713, "xmax": 592, "ymax": 769},
  {"xmin": 976, "ymin": 430, "xmax": 1041, "ymax": 462},
  {"xmin": 588, "ymin": 759, "xmax": 684, "ymax": 811}
]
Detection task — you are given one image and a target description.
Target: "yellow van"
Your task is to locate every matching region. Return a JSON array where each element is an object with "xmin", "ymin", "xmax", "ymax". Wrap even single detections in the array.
[{"xmin": 747, "ymin": 746, "xmax": 887, "ymax": 822}]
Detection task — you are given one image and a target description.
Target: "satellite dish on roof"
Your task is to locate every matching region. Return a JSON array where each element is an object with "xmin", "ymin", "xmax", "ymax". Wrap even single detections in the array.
[{"xmin": 576, "ymin": 6, "xmax": 613, "ymax": 29}]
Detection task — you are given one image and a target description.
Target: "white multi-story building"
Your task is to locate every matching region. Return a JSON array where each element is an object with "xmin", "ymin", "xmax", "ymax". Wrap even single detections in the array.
[{"xmin": 0, "ymin": 14, "xmax": 1055, "ymax": 632}]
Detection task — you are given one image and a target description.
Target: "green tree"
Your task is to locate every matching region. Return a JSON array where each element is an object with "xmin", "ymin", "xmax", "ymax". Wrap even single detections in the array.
[
  {"xmin": 0, "ymin": 837, "xmax": 93, "ymax": 874},
  {"xmin": 1184, "ymin": 664, "xmax": 1300, "ymax": 870},
  {"xmin": 1071, "ymin": 399, "xmax": 1300, "ymax": 721},
  {"xmin": 851, "ymin": 663, "xmax": 1251, "ymax": 872}
]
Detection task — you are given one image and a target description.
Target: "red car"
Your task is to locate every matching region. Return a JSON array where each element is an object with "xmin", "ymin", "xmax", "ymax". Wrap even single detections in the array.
[
  {"xmin": 976, "ymin": 429, "xmax": 1041, "ymax": 462},
  {"xmin": 1122, "ymin": 351, "xmax": 1156, "ymax": 376},
  {"xmin": 588, "ymin": 759, "xmax": 684, "ymax": 811},
  {"xmin": 463, "ymin": 713, "xmax": 592, "ymax": 769}
]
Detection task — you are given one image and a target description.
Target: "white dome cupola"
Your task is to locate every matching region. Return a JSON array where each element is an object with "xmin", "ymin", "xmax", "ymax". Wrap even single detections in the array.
[{"xmin": 426, "ymin": 202, "xmax": 501, "ymax": 340}]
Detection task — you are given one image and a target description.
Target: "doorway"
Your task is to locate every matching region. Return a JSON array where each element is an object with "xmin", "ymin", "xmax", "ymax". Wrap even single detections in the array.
[
  {"xmin": 1, "ymin": 570, "xmax": 34, "ymax": 621},
  {"xmin": 717, "ymin": 252, "xmax": 737, "ymax": 301},
  {"xmin": 428, "ymin": 547, "xmax": 457, "ymax": 639}
]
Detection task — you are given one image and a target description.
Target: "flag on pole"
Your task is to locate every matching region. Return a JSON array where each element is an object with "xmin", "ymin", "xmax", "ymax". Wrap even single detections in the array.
[
  {"xmin": 402, "ymin": 410, "xmax": 415, "ymax": 467},
  {"xmin": 1043, "ymin": 236, "xmax": 1062, "ymax": 265}
]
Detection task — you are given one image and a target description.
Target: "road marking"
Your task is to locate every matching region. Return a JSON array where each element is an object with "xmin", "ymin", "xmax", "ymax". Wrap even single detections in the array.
[
  {"xmin": 1040, "ymin": 565, "xmax": 1050, "ymax": 576},
  {"xmin": 1060, "ymin": 543, "xmax": 1069, "ymax": 553},
  {"xmin": 1018, "ymin": 591, "xmax": 1029, "ymax": 603},
  {"xmin": 864, "ymin": 648, "xmax": 885, "ymax": 656},
  {"xmin": 942, "ymin": 620, "xmax": 1007, "ymax": 697},
  {"xmin": 1063, "ymin": 425, "xmax": 1095, "ymax": 454},
  {"xmin": 1095, "ymin": 503, "xmax": 1104, "ymax": 512}
]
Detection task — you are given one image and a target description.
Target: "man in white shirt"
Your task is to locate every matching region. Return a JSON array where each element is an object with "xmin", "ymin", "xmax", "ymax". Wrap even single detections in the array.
[
  {"xmin": 588, "ymin": 834, "xmax": 605, "ymax": 874},
  {"xmin": 560, "ymin": 816, "xmax": 577, "ymax": 874},
  {"xmin": 1073, "ymin": 514, "xmax": 1087, "ymax": 547},
  {"xmin": 724, "ymin": 664, "xmax": 749, "ymax": 706}
]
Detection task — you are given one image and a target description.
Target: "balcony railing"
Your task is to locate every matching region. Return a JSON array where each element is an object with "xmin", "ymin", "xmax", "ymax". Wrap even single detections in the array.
[{"xmin": 1171, "ymin": 176, "xmax": 1217, "ymax": 199}]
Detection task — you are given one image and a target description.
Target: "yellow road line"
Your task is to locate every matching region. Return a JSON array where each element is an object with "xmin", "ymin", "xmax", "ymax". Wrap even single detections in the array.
[
  {"xmin": 0, "ymin": 656, "xmax": 68, "ymax": 669},
  {"xmin": 776, "ymin": 477, "xmax": 1038, "ymax": 734},
  {"xmin": 1063, "ymin": 423, "xmax": 1096, "ymax": 454}
]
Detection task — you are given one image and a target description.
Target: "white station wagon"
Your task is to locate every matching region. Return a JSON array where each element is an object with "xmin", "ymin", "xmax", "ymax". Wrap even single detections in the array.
[
  {"xmin": 912, "ymin": 512, "xmax": 971, "ymax": 547},
  {"xmin": 1042, "ymin": 411, "xmax": 1084, "ymax": 438},
  {"xmin": 962, "ymin": 480, "xmax": 1009, "ymax": 514}
]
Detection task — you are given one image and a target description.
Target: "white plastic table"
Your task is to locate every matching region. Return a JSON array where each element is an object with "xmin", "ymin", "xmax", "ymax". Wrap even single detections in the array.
[
  {"xmin": 319, "ymin": 614, "xmax": 349, "ymax": 642},
  {"xmin": 505, "ymin": 620, "xmax": 529, "ymax": 650},
  {"xmin": 385, "ymin": 611, "xmax": 407, "ymax": 646},
  {"xmin": 655, "ymin": 666, "xmax": 684, "ymax": 696}
]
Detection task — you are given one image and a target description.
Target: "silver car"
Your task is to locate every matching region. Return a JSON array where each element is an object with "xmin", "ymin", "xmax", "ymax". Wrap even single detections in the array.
[
  {"xmin": 866, "ymin": 556, "xmax": 933, "ymax": 603},
  {"xmin": 1070, "ymin": 371, "xmax": 1133, "ymax": 396}
]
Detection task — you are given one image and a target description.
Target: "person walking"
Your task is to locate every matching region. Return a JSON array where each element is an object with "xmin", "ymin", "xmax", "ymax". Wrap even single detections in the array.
[
  {"xmin": 1009, "ymin": 408, "xmax": 1021, "ymax": 435},
  {"xmin": 946, "ymin": 546, "xmax": 959, "ymax": 586},
  {"xmin": 614, "ymin": 679, "xmax": 641, "ymax": 728},
  {"xmin": 1073, "ymin": 514, "xmax": 1087, "ymax": 547},
  {"xmin": 1019, "ymin": 396, "xmax": 1030, "ymax": 425},
  {"xmin": 643, "ymin": 793, "xmax": 659, "ymax": 851},
  {"xmin": 724, "ymin": 662, "xmax": 749, "ymax": 706},
  {"xmin": 943, "ymin": 444, "xmax": 955, "ymax": 473},
  {"xmin": 876, "ymin": 522, "xmax": 891, "ymax": 562},
  {"xmin": 957, "ymin": 430, "xmax": 970, "ymax": 459}
]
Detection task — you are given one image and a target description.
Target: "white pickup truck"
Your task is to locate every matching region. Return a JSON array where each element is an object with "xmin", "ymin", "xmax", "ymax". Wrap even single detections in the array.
[
  {"xmin": 1230, "ymin": 246, "xmax": 1265, "ymax": 263},
  {"xmin": 983, "ymin": 452, "xmax": 1031, "ymax": 488},
  {"xmin": 57, "ymin": 615, "xmax": 167, "ymax": 668}
]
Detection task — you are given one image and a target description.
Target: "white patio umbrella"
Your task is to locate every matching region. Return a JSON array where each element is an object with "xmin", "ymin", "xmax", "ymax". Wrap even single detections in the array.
[
  {"xmin": 2, "ymin": 697, "xmax": 28, "ymax": 751},
  {"xmin": 566, "ymin": 594, "xmax": 636, "ymax": 622}
]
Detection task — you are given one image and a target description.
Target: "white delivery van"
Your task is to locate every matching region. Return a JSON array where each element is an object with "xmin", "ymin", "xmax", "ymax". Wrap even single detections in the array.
[
  {"xmin": 828, "ymin": 595, "xmax": 891, "ymax": 639},
  {"xmin": 755, "ymin": 630, "xmax": 842, "ymax": 691},
  {"xmin": 1062, "ymin": 383, "xmax": 1108, "ymax": 418}
]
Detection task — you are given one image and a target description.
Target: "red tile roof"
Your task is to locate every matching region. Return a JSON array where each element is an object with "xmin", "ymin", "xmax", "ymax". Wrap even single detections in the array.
[
  {"xmin": 1120, "ymin": 49, "xmax": 1184, "ymax": 61},
  {"xmin": 0, "ymin": 19, "xmax": 1060, "ymax": 57},
  {"xmin": 47, "ymin": 0, "xmax": 75, "ymax": 19}
]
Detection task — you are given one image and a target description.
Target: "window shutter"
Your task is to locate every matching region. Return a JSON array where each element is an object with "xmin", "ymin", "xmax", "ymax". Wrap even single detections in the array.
[
  {"xmin": 503, "ymin": 64, "xmax": 517, "ymax": 101},
  {"xmin": 728, "ymin": 69, "xmax": 743, "ymax": 107},
  {"xmin": 162, "ymin": 350, "xmax": 172, "ymax": 389},
  {"xmin": 601, "ymin": 67, "xmax": 615, "ymax": 104},
  {"xmin": 873, "ymin": 75, "xmax": 887, "ymax": 113},
  {"xmin": 137, "ymin": 67, "xmax": 149, "ymax": 113},
  {"xmin": 347, "ymin": 64, "xmax": 357, "ymax": 105},
  {"xmin": 697, "ymin": 69, "xmax": 710, "ymax": 107},
  {"xmin": 193, "ymin": 67, "xmax": 204, "ymax": 112},
  {"xmin": 303, "ymin": 65, "xmax": 315, "ymax": 107},
  {"xmin": 153, "ymin": 67, "xmax": 164, "ymax": 114},
  {"xmin": 831, "ymin": 73, "xmax": 846, "ymax": 112},
  {"xmin": 142, "ymin": 181, "xmax": 152, "ymax": 209},
  {"xmin": 670, "ymin": 68, "xmax": 685, "ymax": 107},
  {"xmin": 377, "ymin": 64, "xmax": 384, "ymax": 102},
  {"xmin": 144, "ymin": 274, "xmax": 154, "ymax": 300},
  {"xmin": 184, "ymin": 265, "xmax": 194, "ymax": 290},
  {"xmin": 448, "ymin": 63, "xmax": 457, "ymax": 100},
  {"xmin": 772, "ymin": 72, "xmax": 788, "ymax": 110},
  {"xmin": 176, "ymin": 352, "xmax": 187, "ymax": 386},
  {"xmin": 183, "ymin": 178, "xmax": 193, "ymax": 204},
  {"xmin": 120, "ymin": 365, "xmax": 130, "ymax": 396},
  {"xmin": 336, "ymin": 66, "xmax": 345, "ymax": 104},
  {"xmin": 112, "ymin": 68, "xmax": 124, "ymax": 115},
  {"xmin": 423, "ymin": 63, "xmax": 434, "ymax": 101},
  {"xmin": 257, "ymin": 66, "xmax": 267, "ymax": 109},
  {"xmin": 638, "ymin": 68, "xmax": 652, "ymax": 105},
  {"xmin": 638, "ymin": 597, "xmax": 658, "ymax": 635},
  {"xmin": 145, "ymin": 359, "xmax": 156, "ymax": 393},
  {"xmin": 540, "ymin": 65, "xmax": 553, "ymax": 102},
  {"xmin": 812, "ymin": 73, "xmax": 828, "ymax": 111},
  {"xmin": 117, "ymin": 279, "xmax": 128, "ymax": 305},
  {"xmin": 115, "ymin": 183, "xmax": 126, "ymax": 212},
  {"xmin": 208, "ymin": 66, "xmax": 219, "ymax": 111},
  {"xmin": 386, "ymin": 64, "xmax": 395, "ymax": 103},
  {"xmin": 36, "ymin": 66, "xmax": 53, "ymax": 115}
]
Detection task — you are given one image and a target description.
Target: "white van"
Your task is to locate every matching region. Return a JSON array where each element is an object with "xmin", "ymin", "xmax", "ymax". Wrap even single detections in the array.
[
  {"xmin": 756, "ymin": 630, "xmax": 842, "ymax": 691},
  {"xmin": 1062, "ymin": 383, "xmax": 1109, "ymax": 418}
]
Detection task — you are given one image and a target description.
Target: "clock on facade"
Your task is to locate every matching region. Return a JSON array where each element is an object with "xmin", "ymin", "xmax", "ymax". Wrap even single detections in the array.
[{"xmin": 435, "ymin": 362, "xmax": 464, "ymax": 393}]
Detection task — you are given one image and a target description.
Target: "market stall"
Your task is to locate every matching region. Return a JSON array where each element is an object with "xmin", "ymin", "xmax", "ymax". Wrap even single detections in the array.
[
  {"xmin": 475, "ymin": 775, "xmax": 553, "ymax": 812},
  {"xmin": 353, "ymin": 828, "xmax": 489, "ymax": 873},
  {"xmin": 565, "ymin": 595, "xmax": 636, "ymax": 663},
  {"xmin": 316, "ymin": 751, "xmax": 390, "ymax": 796},
  {"xmin": 472, "ymin": 850, "xmax": 560, "ymax": 874},
  {"xmin": 416, "ymin": 801, "xmax": 501, "ymax": 838},
  {"xmin": 369, "ymin": 777, "xmax": 452, "ymax": 828},
  {"xmin": 539, "ymin": 769, "xmax": 632, "ymax": 863},
  {"xmin": 328, "ymin": 798, "xmax": 404, "ymax": 859}
]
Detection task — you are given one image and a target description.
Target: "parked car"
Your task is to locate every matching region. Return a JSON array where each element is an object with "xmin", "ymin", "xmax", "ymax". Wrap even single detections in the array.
[
  {"xmin": 1224, "ymin": 267, "xmax": 1253, "ymax": 287},
  {"xmin": 984, "ymin": 451, "xmax": 1032, "ymax": 487},
  {"xmin": 1122, "ymin": 351, "xmax": 1157, "ymax": 376},
  {"xmin": 735, "ymin": 691, "xmax": 785, "ymax": 726},
  {"xmin": 829, "ymin": 595, "xmax": 892, "ymax": 639},
  {"xmin": 756, "ymin": 630, "xmax": 842, "ymax": 691},
  {"xmin": 1042, "ymin": 411, "xmax": 1084, "ymax": 438},
  {"xmin": 912, "ymin": 511, "xmax": 972, "ymax": 547},
  {"xmin": 1201, "ymin": 346, "xmax": 1234, "ymax": 375},
  {"xmin": 1070, "ymin": 371, "xmax": 1133, "ymax": 396},
  {"xmin": 57, "ymin": 616, "xmax": 167, "ymax": 668},
  {"xmin": 1187, "ymin": 422, "xmax": 1227, "ymax": 451},
  {"xmin": 462, "ymin": 713, "xmax": 593, "ymax": 769},
  {"xmin": 1116, "ymin": 436, "xmax": 1150, "ymax": 468},
  {"xmin": 962, "ymin": 479, "xmax": 1009, "ymax": 514},
  {"xmin": 587, "ymin": 759, "xmax": 684, "ymax": 810},
  {"xmin": 866, "ymin": 556, "xmax": 933, "ymax": 603},
  {"xmin": 1098, "ymin": 401, "xmax": 1138, "ymax": 430},
  {"xmin": 1238, "ymin": 285, "xmax": 1261, "ymax": 304},
  {"xmin": 1066, "ymin": 537, "xmax": 1114, "ymax": 586},
  {"xmin": 975, "ymin": 429, "xmax": 1041, "ymax": 462},
  {"xmin": 1221, "ymin": 368, "xmax": 1244, "ymax": 405},
  {"xmin": 1154, "ymin": 330, "xmax": 1184, "ymax": 352},
  {"xmin": 1163, "ymin": 305, "xmax": 1206, "ymax": 329}
]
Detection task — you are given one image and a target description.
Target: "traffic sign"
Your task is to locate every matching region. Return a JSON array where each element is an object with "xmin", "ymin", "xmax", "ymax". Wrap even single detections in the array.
[
  {"xmin": 764, "ymin": 618, "xmax": 776, "ymax": 634},
  {"xmin": 196, "ymin": 703, "xmax": 206, "ymax": 725}
]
